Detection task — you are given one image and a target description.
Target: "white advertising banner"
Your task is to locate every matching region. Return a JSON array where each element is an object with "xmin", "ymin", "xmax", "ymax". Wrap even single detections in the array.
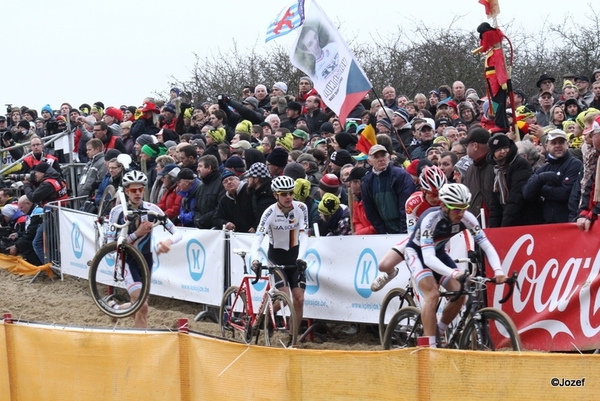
[
  {"xmin": 59, "ymin": 210, "xmax": 225, "ymax": 305},
  {"xmin": 230, "ymin": 232, "xmax": 470, "ymax": 324}
]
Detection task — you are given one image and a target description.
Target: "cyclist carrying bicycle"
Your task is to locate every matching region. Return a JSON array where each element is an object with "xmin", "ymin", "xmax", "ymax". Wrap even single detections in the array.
[
  {"xmin": 105, "ymin": 170, "xmax": 182, "ymax": 328},
  {"xmin": 371, "ymin": 165, "xmax": 447, "ymax": 292},
  {"xmin": 404, "ymin": 183, "xmax": 506, "ymax": 347},
  {"xmin": 250, "ymin": 175, "xmax": 309, "ymax": 334}
]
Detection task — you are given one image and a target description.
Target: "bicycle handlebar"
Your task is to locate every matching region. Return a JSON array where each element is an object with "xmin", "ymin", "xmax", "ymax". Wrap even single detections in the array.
[
  {"xmin": 251, "ymin": 261, "xmax": 307, "ymax": 285},
  {"xmin": 110, "ymin": 209, "xmax": 168, "ymax": 230}
]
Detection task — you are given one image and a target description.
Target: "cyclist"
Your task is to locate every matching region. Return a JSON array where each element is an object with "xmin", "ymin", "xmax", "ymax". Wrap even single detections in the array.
[
  {"xmin": 404, "ymin": 183, "xmax": 506, "ymax": 347},
  {"xmin": 105, "ymin": 170, "xmax": 182, "ymax": 328},
  {"xmin": 250, "ymin": 175, "xmax": 309, "ymax": 337},
  {"xmin": 371, "ymin": 165, "xmax": 447, "ymax": 292}
]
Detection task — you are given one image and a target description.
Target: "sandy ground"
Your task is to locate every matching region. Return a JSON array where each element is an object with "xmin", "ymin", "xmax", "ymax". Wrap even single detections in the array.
[{"xmin": 0, "ymin": 269, "xmax": 382, "ymax": 350}]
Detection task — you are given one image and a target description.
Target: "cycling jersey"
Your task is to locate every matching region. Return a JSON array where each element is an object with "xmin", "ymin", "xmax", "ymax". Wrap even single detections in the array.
[
  {"xmin": 406, "ymin": 207, "xmax": 503, "ymax": 278},
  {"xmin": 251, "ymin": 200, "xmax": 309, "ymax": 266}
]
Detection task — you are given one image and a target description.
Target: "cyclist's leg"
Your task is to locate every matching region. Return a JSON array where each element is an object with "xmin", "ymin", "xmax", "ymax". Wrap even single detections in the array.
[
  {"xmin": 437, "ymin": 253, "xmax": 465, "ymax": 328},
  {"xmin": 405, "ymin": 248, "xmax": 438, "ymax": 339},
  {"xmin": 113, "ymin": 253, "xmax": 151, "ymax": 328},
  {"xmin": 371, "ymin": 238, "xmax": 408, "ymax": 292}
]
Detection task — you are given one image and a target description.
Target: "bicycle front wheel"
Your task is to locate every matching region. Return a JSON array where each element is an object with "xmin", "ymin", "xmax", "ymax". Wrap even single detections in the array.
[
  {"xmin": 378, "ymin": 287, "xmax": 416, "ymax": 345},
  {"xmin": 382, "ymin": 306, "xmax": 422, "ymax": 350},
  {"xmin": 219, "ymin": 285, "xmax": 250, "ymax": 342},
  {"xmin": 263, "ymin": 291, "xmax": 297, "ymax": 348},
  {"xmin": 88, "ymin": 242, "xmax": 150, "ymax": 319},
  {"xmin": 458, "ymin": 307, "xmax": 522, "ymax": 351}
]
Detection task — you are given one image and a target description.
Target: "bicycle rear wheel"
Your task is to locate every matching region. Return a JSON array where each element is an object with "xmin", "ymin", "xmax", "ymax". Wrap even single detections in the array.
[
  {"xmin": 378, "ymin": 287, "xmax": 416, "ymax": 345},
  {"xmin": 382, "ymin": 306, "xmax": 423, "ymax": 350},
  {"xmin": 263, "ymin": 291, "xmax": 297, "ymax": 348},
  {"xmin": 219, "ymin": 286, "xmax": 250, "ymax": 342},
  {"xmin": 458, "ymin": 308, "xmax": 522, "ymax": 351},
  {"xmin": 88, "ymin": 242, "xmax": 151, "ymax": 319}
]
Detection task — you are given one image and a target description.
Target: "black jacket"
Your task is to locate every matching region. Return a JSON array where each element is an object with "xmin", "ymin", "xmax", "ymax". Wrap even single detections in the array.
[
  {"xmin": 193, "ymin": 169, "xmax": 225, "ymax": 229},
  {"xmin": 250, "ymin": 179, "xmax": 276, "ymax": 229},
  {"xmin": 213, "ymin": 181, "xmax": 255, "ymax": 232}
]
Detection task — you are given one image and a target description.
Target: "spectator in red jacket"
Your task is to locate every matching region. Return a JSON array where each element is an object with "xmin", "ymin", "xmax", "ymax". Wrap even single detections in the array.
[
  {"xmin": 157, "ymin": 164, "xmax": 182, "ymax": 222},
  {"xmin": 344, "ymin": 166, "xmax": 376, "ymax": 235}
]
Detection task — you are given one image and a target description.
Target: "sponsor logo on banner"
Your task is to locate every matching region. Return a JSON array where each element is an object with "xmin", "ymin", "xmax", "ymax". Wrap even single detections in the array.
[
  {"xmin": 252, "ymin": 248, "xmax": 269, "ymax": 291},
  {"xmin": 186, "ymin": 239, "xmax": 206, "ymax": 281},
  {"xmin": 355, "ymin": 248, "xmax": 378, "ymax": 298},
  {"xmin": 71, "ymin": 223, "xmax": 84, "ymax": 259},
  {"xmin": 485, "ymin": 224, "xmax": 600, "ymax": 351},
  {"xmin": 304, "ymin": 248, "xmax": 321, "ymax": 295}
]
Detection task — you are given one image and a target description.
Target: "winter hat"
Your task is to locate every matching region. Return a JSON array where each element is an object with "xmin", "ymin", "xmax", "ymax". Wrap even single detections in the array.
[
  {"xmin": 242, "ymin": 97, "xmax": 259, "ymax": 109},
  {"xmin": 255, "ymin": 84, "xmax": 267, "ymax": 94},
  {"xmin": 170, "ymin": 87, "xmax": 180, "ymax": 96},
  {"xmin": 266, "ymin": 147, "xmax": 288, "ymax": 168},
  {"xmin": 283, "ymin": 162, "xmax": 306, "ymax": 180},
  {"xmin": 405, "ymin": 159, "xmax": 420, "ymax": 177},
  {"xmin": 224, "ymin": 156, "xmax": 245, "ymax": 169},
  {"xmin": 318, "ymin": 193, "xmax": 341, "ymax": 216},
  {"xmin": 241, "ymin": 162, "xmax": 271, "ymax": 179},
  {"xmin": 335, "ymin": 133, "xmax": 357, "ymax": 150},
  {"xmin": 163, "ymin": 104, "xmax": 176, "ymax": 115},
  {"xmin": 136, "ymin": 134, "xmax": 156, "ymax": 147},
  {"xmin": 24, "ymin": 109, "xmax": 38, "ymax": 120},
  {"xmin": 17, "ymin": 120, "xmax": 30, "ymax": 130},
  {"xmin": 1, "ymin": 204, "xmax": 19, "ymax": 219},
  {"xmin": 394, "ymin": 108, "xmax": 410, "ymax": 122},
  {"xmin": 34, "ymin": 162, "xmax": 51, "ymax": 173},
  {"xmin": 273, "ymin": 82, "xmax": 288, "ymax": 94},
  {"xmin": 320, "ymin": 122, "xmax": 334, "ymax": 134},
  {"xmin": 221, "ymin": 169, "xmax": 237, "ymax": 181},
  {"xmin": 207, "ymin": 127, "xmax": 226, "ymax": 143},
  {"xmin": 41, "ymin": 104, "xmax": 53, "ymax": 115},
  {"xmin": 293, "ymin": 178, "xmax": 311, "ymax": 202},
  {"xmin": 104, "ymin": 149, "xmax": 121, "ymax": 161},
  {"xmin": 319, "ymin": 174, "xmax": 340, "ymax": 194},
  {"xmin": 487, "ymin": 134, "xmax": 512, "ymax": 153},
  {"xmin": 235, "ymin": 120, "xmax": 253, "ymax": 134},
  {"xmin": 286, "ymin": 101, "xmax": 302, "ymax": 113},
  {"xmin": 164, "ymin": 140, "xmax": 177, "ymax": 149},
  {"xmin": 127, "ymin": 106, "xmax": 137, "ymax": 116},
  {"xmin": 276, "ymin": 133, "xmax": 293, "ymax": 152},
  {"xmin": 104, "ymin": 107, "xmax": 123, "ymax": 121},
  {"xmin": 141, "ymin": 143, "xmax": 160, "ymax": 158},
  {"xmin": 192, "ymin": 138, "xmax": 206, "ymax": 150},
  {"xmin": 330, "ymin": 150, "xmax": 353, "ymax": 167},
  {"xmin": 376, "ymin": 119, "xmax": 392, "ymax": 130},
  {"xmin": 177, "ymin": 168, "xmax": 196, "ymax": 180}
]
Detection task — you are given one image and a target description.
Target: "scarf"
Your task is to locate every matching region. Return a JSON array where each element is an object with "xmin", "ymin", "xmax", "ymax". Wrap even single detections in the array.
[{"xmin": 493, "ymin": 157, "xmax": 510, "ymax": 205}]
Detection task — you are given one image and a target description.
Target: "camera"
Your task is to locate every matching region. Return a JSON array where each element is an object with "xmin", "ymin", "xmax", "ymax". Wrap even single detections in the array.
[
  {"xmin": 5, "ymin": 104, "xmax": 12, "ymax": 114},
  {"xmin": 46, "ymin": 120, "xmax": 59, "ymax": 135},
  {"xmin": 217, "ymin": 94, "xmax": 229, "ymax": 102},
  {"xmin": 2, "ymin": 131, "xmax": 12, "ymax": 141}
]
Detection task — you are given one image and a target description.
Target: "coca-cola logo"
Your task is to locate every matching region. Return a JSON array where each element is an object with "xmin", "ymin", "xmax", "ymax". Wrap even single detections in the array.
[{"xmin": 487, "ymin": 228, "xmax": 600, "ymax": 350}]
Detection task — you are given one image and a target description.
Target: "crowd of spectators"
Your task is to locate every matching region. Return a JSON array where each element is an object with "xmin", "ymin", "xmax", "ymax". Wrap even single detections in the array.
[{"xmin": 2, "ymin": 70, "xmax": 600, "ymax": 265}]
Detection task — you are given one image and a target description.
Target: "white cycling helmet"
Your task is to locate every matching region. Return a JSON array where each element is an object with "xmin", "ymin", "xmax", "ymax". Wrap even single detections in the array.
[
  {"xmin": 439, "ymin": 183, "xmax": 471, "ymax": 206},
  {"xmin": 271, "ymin": 175, "xmax": 295, "ymax": 193},
  {"xmin": 122, "ymin": 170, "xmax": 148, "ymax": 187},
  {"xmin": 419, "ymin": 165, "xmax": 447, "ymax": 194}
]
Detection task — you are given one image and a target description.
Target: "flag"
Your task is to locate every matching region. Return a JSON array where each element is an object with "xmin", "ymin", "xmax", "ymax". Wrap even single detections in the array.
[
  {"xmin": 265, "ymin": 0, "xmax": 306, "ymax": 43},
  {"xmin": 289, "ymin": 1, "xmax": 372, "ymax": 126},
  {"xmin": 479, "ymin": 0, "xmax": 500, "ymax": 19},
  {"xmin": 356, "ymin": 115, "xmax": 377, "ymax": 155}
]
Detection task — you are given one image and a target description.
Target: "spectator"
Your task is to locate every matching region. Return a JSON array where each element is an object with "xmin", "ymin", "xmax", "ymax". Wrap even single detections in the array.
[
  {"xmin": 5, "ymin": 196, "xmax": 43, "ymax": 265},
  {"xmin": 93, "ymin": 121, "xmax": 127, "ymax": 154},
  {"xmin": 315, "ymin": 193, "xmax": 351, "ymax": 236},
  {"xmin": 78, "ymin": 138, "xmax": 107, "ymax": 198},
  {"xmin": 194, "ymin": 154, "xmax": 225, "ymax": 229},
  {"xmin": 344, "ymin": 166, "xmax": 376, "ymax": 235},
  {"xmin": 175, "ymin": 168, "xmax": 202, "ymax": 228},
  {"xmin": 131, "ymin": 102, "xmax": 160, "ymax": 141},
  {"xmin": 156, "ymin": 164, "xmax": 182, "ymax": 221},
  {"xmin": 522, "ymin": 129, "xmax": 582, "ymax": 223},
  {"xmin": 486, "ymin": 134, "xmax": 541, "ymax": 227},
  {"xmin": 361, "ymin": 144, "xmax": 415, "ymax": 234},
  {"xmin": 19, "ymin": 136, "xmax": 61, "ymax": 176},
  {"xmin": 266, "ymin": 147, "xmax": 288, "ymax": 177},
  {"xmin": 242, "ymin": 162, "xmax": 276, "ymax": 229},
  {"xmin": 460, "ymin": 128, "xmax": 494, "ymax": 223},
  {"xmin": 213, "ymin": 170, "xmax": 255, "ymax": 233}
]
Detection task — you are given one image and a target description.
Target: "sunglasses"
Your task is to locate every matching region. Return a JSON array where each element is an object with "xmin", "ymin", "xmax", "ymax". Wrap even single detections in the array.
[
  {"xmin": 445, "ymin": 203, "xmax": 469, "ymax": 211},
  {"xmin": 277, "ymin": 191, "xmax": 294, "ymax": 197},
  {"xmin": 127, "ymin": 187, "xmax": 145, "ymax": 194}
]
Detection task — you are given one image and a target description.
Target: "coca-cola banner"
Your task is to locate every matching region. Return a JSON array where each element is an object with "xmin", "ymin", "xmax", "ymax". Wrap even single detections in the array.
[{"xmin": 484, "ymin": 223, "xmax": 600, "ymax": 351}]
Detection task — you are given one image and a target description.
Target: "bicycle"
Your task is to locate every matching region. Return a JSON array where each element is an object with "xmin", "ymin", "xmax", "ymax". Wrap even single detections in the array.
[
  {"xmin": 382, "ymin": 251, "xmax": 522, "ymax": 351},
  {"xmin": 377, "ymin": 274, "xmax": 417, "ymax": 345},
  {"xmin": 219, "ymin": 249, "xmax": 298, "ymax": 347},
  {"xmin": 87, "ymin": 185, "xmax": 168, "ymax": 319}
]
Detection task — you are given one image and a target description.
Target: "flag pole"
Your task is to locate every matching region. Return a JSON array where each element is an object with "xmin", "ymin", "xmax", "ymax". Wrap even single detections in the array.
[{"xmin": 371, "ymin": 87, "xmax": 412, "ymax": 161}]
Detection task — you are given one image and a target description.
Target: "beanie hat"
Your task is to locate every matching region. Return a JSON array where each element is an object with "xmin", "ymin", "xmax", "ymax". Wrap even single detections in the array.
[
  {"xmin": 104, "ymin": 106, "xmax": 123, "ymax": 121},
  {"xmin": 1, "ymin": 204, "xmax": 19, "ymax": 219},
  {"xmin": 266, "ymin": 147, "xmax": 288, "ymax": 168},
  {"xmin": 394, "ymin": 108, "xmax": 410, "ymax": 122},
  {"xmin": 286, "ymin": 101, "xmax": 302, "ymax": 113},
  {"xmin": 299, "ymin": 76, "xmax": 313, "ymax": 86},
  {"xmin": 318, "ymin": 193, "xmax": 341, "ymax": 216},
  {"xmin": 141, "ymin": 143, "xmax": 159, "ymax": 158},
  {"xmin": 235, "ymin": 120, "xmax": 252, "ymax": 134},
  {"xmin": 92, "ymin": 104, "xmax": 104, "ymax": 118},
  {"xmin": 255, "ymin": 84, "xmax": 267, "ymax": 93},
  {"xmin": 221, "ymin": 169, "xmax": 237, "ymax": 181},
  {"xmin": 104, "ymin": 149, "xmax": 121, "ymax": 161},
  {"xmin": 136, "ymin": 134, "xmax": 156, "ymax": 147},
  {"xmin": 34, "ymin": 162, "xmax": 51, "ymax": 173},
  {"xmin": 319, "ymin": 173, "xmax": 340, "ymax": 194},
  {"xmin": 170, "ymin": 87, "xmax": 180, "ymax": 96},
  {"xmin": 41, "ymin": 104, "xmax": 53, "ymax": 115},
  {"xmin": 207, "ymin": 127, "xmax": 226, "ymax": 143},
  {"xmin": 283, "ymin": 162, "xmax": 306, "ymax": 180},
  {"xmin": 487, "ymin": 134, "xmax": 512, "ymax": 153},
  {"xmin": 405, "ymin": 159, "xmax": 420, "ymax": 177},
  {"xmin": 17, "ymin": 120, "xmax": 30, "ymax": 130},
  {"xmin": 273, "ymin": 82, "xmax": 288, "ymax": 94},
  {"xmin": 24, "ymin": 109, "xmax": 38, "ymax": 120},
  {"xmin": 335, "ymin": 133, "xmax": 357, "ymax": 150},
  {"xmin": 163, "ymin": 104, "xmax": 176, "ymax": 115},
  {"xmin": 224, "ymin": 156, "xmax": 245, "ymax": 169},
  {"xmin": 320, "ymin": 122, "xmax": 334, "ymax": 134},
  {"xmin": 276, "ymin": 133, "xmax": 294, "ymax": 152},
  {"xmin": 127, "ymin": 106, "xmax": 137, "ymax": 116},
  {"xmin": 330, "ymin": 150, "xmax": 353, "ymax": 167},
  {"xmin": 177, "ymin": 168, "xmax": 196, "ymax": 180},
  {"xmin": 293, "ymin": 178, "xmax": 311, "ymax": 202}
]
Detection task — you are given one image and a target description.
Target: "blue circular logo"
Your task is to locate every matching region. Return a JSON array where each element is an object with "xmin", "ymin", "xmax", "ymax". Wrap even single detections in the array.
[
  {"xmin": 187, "ymin": 239, "xmax": 206, "ymax": 281},
  {"xmin": 355, "ymin": 248, "xmax": 378, "ymax": 298},
  {"xmin": 71, "ymin": 223, "xmax": 84, "ymax": 259},
  {"xmin": 304, "ymin": 248, "xmax": 321, "ymax": 295}
]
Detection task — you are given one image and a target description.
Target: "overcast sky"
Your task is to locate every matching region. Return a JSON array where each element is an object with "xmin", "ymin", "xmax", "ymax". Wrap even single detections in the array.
[{"xmin": 0, "ymin": 0, "xmax": 592, "ymax": 114}]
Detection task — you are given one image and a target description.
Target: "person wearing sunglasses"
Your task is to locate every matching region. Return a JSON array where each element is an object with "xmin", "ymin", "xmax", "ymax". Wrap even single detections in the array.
[
  {"xmin": 105, "ymin": 170, "xmax": 181, "ymax": 328},
  {"xmin": 403, "ymin": 183, "xmax": 507, "ymax": 347},
  {"xmin": 250, "ymin": 175, "xmax": 309, "ymax": 337}
]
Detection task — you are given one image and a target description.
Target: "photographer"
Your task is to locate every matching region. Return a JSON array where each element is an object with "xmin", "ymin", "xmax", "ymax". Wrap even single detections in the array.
[
  {"xmin": 217, "ymin": 94, "xmax": 265, "ymax": 126},
  {"xmin": 1, "ymin": 130, "xmax": 24, "ymax": 176}
]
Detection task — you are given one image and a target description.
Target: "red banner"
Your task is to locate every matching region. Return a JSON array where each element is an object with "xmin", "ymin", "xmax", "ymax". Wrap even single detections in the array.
[{"xmin": 484, "ymin": 223, "xmax": 600, "ymax": 351}]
